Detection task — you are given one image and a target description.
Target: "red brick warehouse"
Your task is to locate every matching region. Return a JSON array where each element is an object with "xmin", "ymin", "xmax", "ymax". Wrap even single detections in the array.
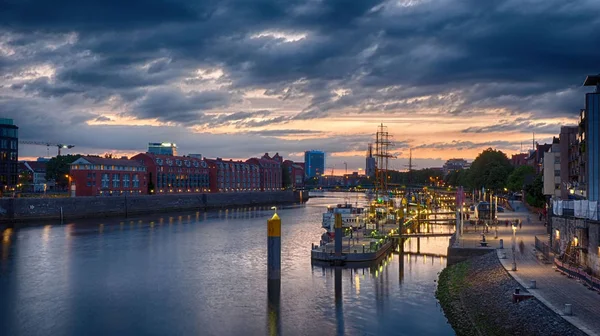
[
  {"xmin": 131, "ymin": 153, "xmax": 210, "ymax": 194},
  {"xmin": 69, "ymin": 156, "xmax": 148, "ymax": 196}
]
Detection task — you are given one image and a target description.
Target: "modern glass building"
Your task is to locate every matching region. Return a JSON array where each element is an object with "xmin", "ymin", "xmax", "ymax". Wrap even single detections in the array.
[
  {"xmin": 304, "ymin": 150, "xmax": 325, "ymax": 178},
  {"xmin": 584, "ymin": 75, "xmax": 600, "ymax": 202},
  {"xmin": 148, "ymin": 142, "xmax": 177, "ymax": 156},
  {"xmin": 0, "ymin": 118, "xmax": 19, "ymax": 190}
]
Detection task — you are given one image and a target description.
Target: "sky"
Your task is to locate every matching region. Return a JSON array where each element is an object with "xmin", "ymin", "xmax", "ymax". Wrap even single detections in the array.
[{"xmin": 1, "ymin": 0, "xmax": 598, "ymax": 174}]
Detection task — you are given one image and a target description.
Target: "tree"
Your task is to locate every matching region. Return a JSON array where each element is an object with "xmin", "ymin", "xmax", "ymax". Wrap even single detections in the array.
[
  {"xmin": 468, "ymin": 148, "xmax": 513, "ymax": 191},
  {"xmin": 506, "ymin": 165, "xmax": 535, "ymax": 192},
  {"xmin": 524, "ymin": 174, "xmax": 545, "ymax": 208},
  {"xmin": 46, "ymin": 154, "xmax": 82, "ymax": 189}
]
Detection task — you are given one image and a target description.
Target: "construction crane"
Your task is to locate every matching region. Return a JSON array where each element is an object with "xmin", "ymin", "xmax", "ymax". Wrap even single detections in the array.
[{"xmin": 18, "ymin": 141, "xmax": 75, "ymax": 156}]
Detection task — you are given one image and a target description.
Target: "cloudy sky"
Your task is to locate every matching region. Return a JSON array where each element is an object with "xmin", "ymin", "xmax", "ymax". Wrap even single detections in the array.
[{"xmin": 1, "ymin": 0, "xmax": 598, "ymax": 173}]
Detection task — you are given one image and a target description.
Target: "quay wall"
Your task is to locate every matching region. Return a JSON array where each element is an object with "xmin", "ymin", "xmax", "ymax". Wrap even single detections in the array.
[
  {"xmin": 0, "ymin": 191, "xmax": 308, "ymax": 222},
  {"xmin": 446, "ymin": 233, "xmax": 496, "ymax": 266}
]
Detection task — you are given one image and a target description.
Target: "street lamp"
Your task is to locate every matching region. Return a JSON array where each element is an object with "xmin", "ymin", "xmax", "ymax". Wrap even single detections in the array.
[{"xmin": 512, "ymin": 224, "xmax": 517, "ymax": 271}]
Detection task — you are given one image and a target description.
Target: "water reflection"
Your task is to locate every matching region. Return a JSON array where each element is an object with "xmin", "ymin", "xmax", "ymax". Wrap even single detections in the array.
[{"xmin": 0, "ymin": 193, "xmax": 455, "ymax": 336}]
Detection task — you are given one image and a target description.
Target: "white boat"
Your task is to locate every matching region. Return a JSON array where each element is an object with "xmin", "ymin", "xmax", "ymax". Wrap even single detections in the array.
[{"xmin": 322, "ymin": 203, "xmax": 366, "ymax": 231}]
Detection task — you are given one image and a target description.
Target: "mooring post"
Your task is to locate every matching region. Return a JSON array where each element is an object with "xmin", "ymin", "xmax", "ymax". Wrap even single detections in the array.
[
  {"xmin": 267, "ymin": 207, "xmax": 281, "ymax": 283},
  {"xmin": 60, "ymin": 207, "xmax": 64, "ymax": 224},
  {"xmin": 335, "ymin": 213, "xmax": 342, "ymax": 257}
]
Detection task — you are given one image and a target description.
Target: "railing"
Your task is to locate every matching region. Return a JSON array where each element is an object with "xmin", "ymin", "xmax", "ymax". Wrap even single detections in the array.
[{"xmin": 534, "ymin": 236, "xmax": 551, "ymax": 261}]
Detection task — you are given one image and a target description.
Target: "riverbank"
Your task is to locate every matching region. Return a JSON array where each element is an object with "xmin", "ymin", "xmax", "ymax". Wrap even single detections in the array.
[
  {"xmin": 0, "ymin": 190, "xmax": 308, "ymax": 223},
  {"xmin": 436, "ymin": 252, "xmax": 586, "ymax": 336}
]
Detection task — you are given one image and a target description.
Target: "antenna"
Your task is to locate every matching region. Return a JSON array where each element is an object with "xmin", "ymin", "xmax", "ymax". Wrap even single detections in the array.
[
  {"xmin": 532, "ymin": 132, "xmax": 535, "ymax": 151},
  {"xmin": 403, "ymin": 148, "xmax": 417, "ymax": 183}
]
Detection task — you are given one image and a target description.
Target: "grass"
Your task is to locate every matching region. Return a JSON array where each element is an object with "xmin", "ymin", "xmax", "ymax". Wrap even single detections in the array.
[{"xmin": 436, "ymin": 261, "xmax": 480, "ymax": 336}]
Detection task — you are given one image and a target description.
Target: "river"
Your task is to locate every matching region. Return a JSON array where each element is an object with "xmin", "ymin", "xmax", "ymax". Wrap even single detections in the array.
[{"xmin": 0, "ymin": 192, "xmax": 455, "ymax": 336}]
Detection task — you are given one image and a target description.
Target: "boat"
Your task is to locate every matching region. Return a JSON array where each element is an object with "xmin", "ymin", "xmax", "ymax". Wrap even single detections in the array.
[{"xmin": 321, "ymin": 203, "xmax": 366, "ymax": 241}]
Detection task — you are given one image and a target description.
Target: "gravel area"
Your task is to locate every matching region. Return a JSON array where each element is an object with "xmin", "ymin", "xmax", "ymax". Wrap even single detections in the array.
[{"xmin": 436, "ymin": 252, "xmax": 587, "ymax": 336}]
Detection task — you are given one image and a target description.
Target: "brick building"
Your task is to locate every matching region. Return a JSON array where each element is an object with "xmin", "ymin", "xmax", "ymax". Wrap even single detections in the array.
[
  {"xmin": 282, "ymin": 160, "xmax": 304, "ymax": 189},
  {"xmin": 69, "ymin": 156, "xmax": 147, "ymax": 196},
  {"xmin": 131, "ymin": 153, "xmax": 210, "ymax": 194},
  {"xmin": 246, "ymin": 153, "xmax": 282, "ymax": 192},
  {"xmin": 205, "ymin": 158, "xmax": 260, "ymax": 192},
  {"xmin": 510, "ymin": 153, "xmax": 528, "ymax": 167}
]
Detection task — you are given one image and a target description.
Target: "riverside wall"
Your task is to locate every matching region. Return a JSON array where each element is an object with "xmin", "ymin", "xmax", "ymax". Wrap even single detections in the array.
[{"xmin": 0, "ymin": 190, "xmax": 308, "ymax": 222}]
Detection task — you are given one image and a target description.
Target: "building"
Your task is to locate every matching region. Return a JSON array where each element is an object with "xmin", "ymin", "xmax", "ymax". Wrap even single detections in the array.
[
  {"xmin": 365, "ymin": 144, "xmax": 376, "ymax": 177},
  {"xmin": 510, "ymin": 153, "xmax": 528, "ymax": 167},
  {"xmin": 205, "ymin": 158, "xmax": 260, "ymax": 192},
  {"xmin": 542, "ymin": 137, "xmax": 561, "ymax": 199},
  {"xmin": 131, "ymin": 153, "xmax": 210, "ymax": 194},
  {"xmin": 304, "ymin": 150, "xmax": 325, "ymax": 178},
  {"xmin": 442, "ymin": 158, "xmax": 469, "ymax": 175},
  {"xmin": 527, "ymin": 143, "xmax": 552, "ymax": 174},
  {"xmin": 148, "ymin": 142, "xmax": 177, "ymax": 156},
  {"xmin": 583, "ymin": 75, "xmax": 600, "ymax": 202},
  {"xmin": 559, "ymin": 126, "xmax": 580, "ymax": 199},
  {"xmin": 577, "ymin": 109, "xmax": 587, "ymax": 198},
  {"xmin": 69, "ymin": 156, "xmax": 147, "ymax": 196},
  {"xmin": 247, "ymin": 153, "xmax": 282, "ymax": 191},
  {"xmin": 282, "ymin": 160, "xmax": 305, "ymax": 189},
  {"xmin": 19, "ymin": 161, "xmax": 52, "ymax": 192},
  {"xmin": 0, "ymin": 118, "xmax": 18, "ymax": 191}
]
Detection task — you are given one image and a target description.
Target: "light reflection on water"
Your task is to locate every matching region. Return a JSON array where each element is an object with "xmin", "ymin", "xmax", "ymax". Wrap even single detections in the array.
[{"xmin": 0, "ymin": 193, "xmax": 454, "ymax": 336}]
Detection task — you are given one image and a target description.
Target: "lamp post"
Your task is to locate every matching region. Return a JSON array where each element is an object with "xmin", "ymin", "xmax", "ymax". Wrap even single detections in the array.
[{"xmin": 512, "ymin": 224, "xmax": 517, "ymax": 271}]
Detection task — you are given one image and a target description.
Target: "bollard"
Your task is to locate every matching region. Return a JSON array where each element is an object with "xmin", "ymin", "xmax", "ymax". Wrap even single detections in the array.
[
  {"xmin": 564, "ymin": 304, "xmax": 572, "ymax": 316},
  {"xmin": 530, "ymin": 280, "xmax": 536, "ymax": 289},
  {"xmin": 267, "ymin": 211, "xmax": 281, "ymax": 282},
  {"xmin": 499, "ymin": 239, "xmax": 504, "ymax": 249}
]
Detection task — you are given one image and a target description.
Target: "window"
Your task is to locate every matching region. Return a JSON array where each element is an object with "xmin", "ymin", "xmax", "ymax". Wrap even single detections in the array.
[
  {"xmin": 555, "ymin": 184, "xmax": 560, "ymax": 190},
  {"xmin": 554, "ymin": 156, "xmax": 560, "ymax": 164},
  {"xmin": 101, "ymin": 174, "xmax": 109, "ymax": 188},
  {"xmin": 112, "ymin": 174, "xmax": 120, "ymax": 188},
  {"xmin": 133, "ymin": 174, "xmax": 140, "ymax": 187},
  {"xmin": 87, "ymin": 181, "xmax": 92, "ymax": 187},
  {"xmin": 123, "ymin": 174, "xmax": 130, "ymax": 187},
  {"xmin": 554, "ymin": 170, "xmax": 560, "ymax": 177}
]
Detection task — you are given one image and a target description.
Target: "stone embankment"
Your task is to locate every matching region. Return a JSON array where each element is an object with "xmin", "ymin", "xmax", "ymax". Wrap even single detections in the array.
[{"xmin": 436, "ymin": 252, "xmax": 586, "ymax": 336}]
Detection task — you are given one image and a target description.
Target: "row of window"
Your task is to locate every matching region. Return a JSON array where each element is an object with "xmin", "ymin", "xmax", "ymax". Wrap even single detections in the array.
[
  {"xmin": 73, "ymin": 164, "xmax": 145, "ymax": 171},
  {"xmin": 157, "ymin": 166, "xmax": 208, "ymax": 173},
  {"xmin": 0, "ymin": 140, "xmax": 17, "ymax": 150},
  {"xmin": 0, "ymin": 129, "xmax": 17, "ymax": 138},
  {"xmin": 100, "ymin": 174, "xmax": 141, "ymax": 188},
  {"xmin": 0, "ymin": 152, "xmax": 18, "ymax": 161}
]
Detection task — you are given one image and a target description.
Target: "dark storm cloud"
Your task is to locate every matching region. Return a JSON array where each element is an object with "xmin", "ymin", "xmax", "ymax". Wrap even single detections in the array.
[
  {"xmin": 415, "ymin": 140, "xmax": 522, "ymax": 151},
  {"xmin": 3, "ymin": 0, "xmax": 600, "ymax": 160}
]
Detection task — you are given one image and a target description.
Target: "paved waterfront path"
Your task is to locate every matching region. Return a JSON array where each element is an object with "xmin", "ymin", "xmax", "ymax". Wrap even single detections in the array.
[{"xmin": 457, "ymin": 201, "xmax": 600, "ymax": 336}]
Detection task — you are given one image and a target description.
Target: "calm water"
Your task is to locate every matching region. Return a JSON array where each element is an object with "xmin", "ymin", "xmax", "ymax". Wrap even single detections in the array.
[{"xmin": 0, "ymin": 193, "xmax": 455, "ymax": 336}]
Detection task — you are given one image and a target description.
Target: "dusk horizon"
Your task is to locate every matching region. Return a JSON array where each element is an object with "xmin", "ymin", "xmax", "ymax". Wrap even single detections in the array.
[{"xmin": 2, "ymin": 0, "xmax": 598, "ymax": 172}]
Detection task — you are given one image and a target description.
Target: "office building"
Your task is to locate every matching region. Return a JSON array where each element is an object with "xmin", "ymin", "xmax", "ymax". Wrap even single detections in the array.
[
  {"xmin": 0, "ymin": 118, "xmax": 18, "ymax": 190},
  {"xmin": 148, "ymin": 142, "xmax": 177, "ymax": 156},
  {"xmin": 584, "ymin": 75, "xmax": 600, "ymax": 202},
  {"xmin": 365, "ymin": 144, "xmax": 376, "ymax": 177},
  {"xmin": 304, "ymin": 150, "xmax": 325, "ymax": 178},
  {"xmin": 69, "ymin": 156, "xmax": 148, "ymax": 196}
]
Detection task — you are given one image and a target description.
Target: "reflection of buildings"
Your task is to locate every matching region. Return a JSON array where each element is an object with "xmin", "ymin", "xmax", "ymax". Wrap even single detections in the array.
[
  {"xmin": 0, "ymin": 118, "xmax": 18, "ymax": 190},
  {"xmin": 148, "ymin": 142, "xmax": 177, "ymax": 156},
  {"xmin": 304, "ymin": 150, "xmax": 325, "ymax": 178}
]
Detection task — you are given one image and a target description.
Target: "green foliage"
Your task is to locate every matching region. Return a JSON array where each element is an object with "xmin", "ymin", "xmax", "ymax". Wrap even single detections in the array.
[
  {"xmin": 46, "ymin": 154, "xmax": 82, "ymax": 188},
  {"xmin": 468, "ymin": 148, "xmax": 512, "ymax": 190},
  {"xmin": 506, "ymin": 165, "xmax": 535, "ymax": 191},
  {"xmin": 524, "ymin": 174, "xmax": 545, "ymax": 208},
  {"xmin": 387, "ymin": 168, "xmax": 444, "ymax": 185},
  {"xmin": 444, "ymin": 169, "xmax": 470, "ymax": 187}
]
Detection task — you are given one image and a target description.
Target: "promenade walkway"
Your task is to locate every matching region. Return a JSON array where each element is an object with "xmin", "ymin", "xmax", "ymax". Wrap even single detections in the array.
[{"xmin": 457, "ymin": 201, "xmax": 600, "ymax": 336}]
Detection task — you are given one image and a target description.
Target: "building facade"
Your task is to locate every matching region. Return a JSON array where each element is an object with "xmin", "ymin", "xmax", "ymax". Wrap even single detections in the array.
[
  {"xmin": 365, "ymin": 144, "xmax": 376, "ymax": 177},
  {"xmin": 0, "ymin": 118, "xmax": 18, "ymax": 190},
  {"xmin": 148, "ymin": 142, "xmax": 177, "ymax": 156},
  {"xmin": 559, "ymin": 126, "xmax": 580, "ymax": 199},
  {"xmin": 247, "ymin": 153, "xmax": 282, "ymax": 191},
  {"xmin": 510, "ymin": 153, "xmax": 528, "ymax": 167},
  {"xmin": 131, "ymin": 153, "xmax": 210, "ymax": 194},
  {"xmin": 542, "ymin": 139, "xmax": 561, "ymax": 199},
  {"xmin": 584, "ymin": 75, "xmax": 600, "ymax": 202},
  {"xmin": 205, "ymin": 158, "xmax": 260, "ymax": 192},
  {"xmin": 442, "ymin": 158, "xmax": 469, "ymax": 175},
  {"xmin": 69, "ymin": 156, "xmax": 148, "ymax": 196},
  {"xmin": 282, "ymin": 160, "xmax": 305, "ymax": 189},
  {"xmin": 19, "ymin": 161, "xmax": 52, "ymax": 192},
  {"xmin": 304, "ymin": 150, "xmax": 325, "ymax": 178}
]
